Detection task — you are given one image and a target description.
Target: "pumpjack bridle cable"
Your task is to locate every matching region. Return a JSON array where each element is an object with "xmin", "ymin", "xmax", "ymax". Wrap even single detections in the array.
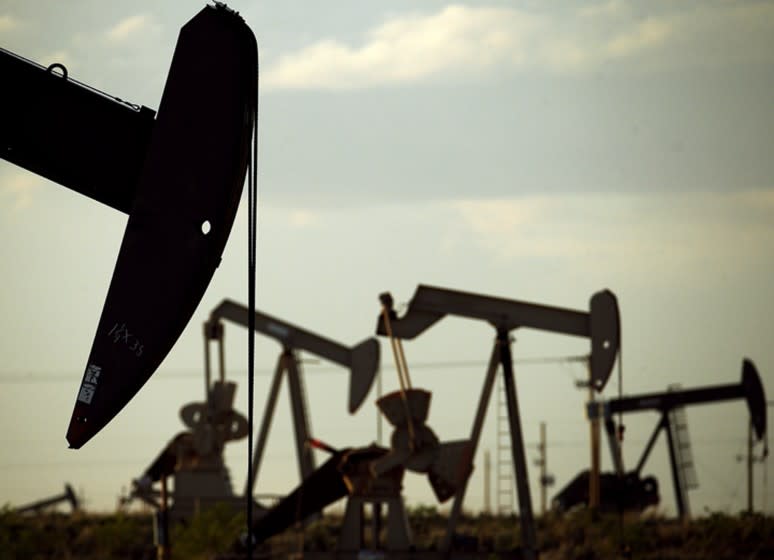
[
  {"xmin": 246, "ymin": 54, "xmax": 259, "ymax": 560},
  {"xmin": 380, "ymin": 299, "xmax": 417, "ymax": 449}
]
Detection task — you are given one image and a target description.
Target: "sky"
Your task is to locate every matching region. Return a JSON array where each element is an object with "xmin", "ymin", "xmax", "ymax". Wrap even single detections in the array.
[{"xmin": 1, "ymin": 0, "xmax": 773, "ymax": 521}]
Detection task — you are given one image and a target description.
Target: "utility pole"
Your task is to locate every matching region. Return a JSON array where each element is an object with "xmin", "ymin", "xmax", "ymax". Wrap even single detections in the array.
[
  {"xmin": 484, "ymin": 449, "xmax": 491, "ymax": 514},
  {"xmin": 535, "ymin": 422, "xmax": 555, "ymax": 516},
  {"xmin": 376, "ymin": 368, "xmax": 383, "ymax": 446},
  {"xmin": 539, "ymin": 423, "xmax": 547, "ymax": 515},
  {"xmin": 588, "ymin": 364, "xmax": 601, "ymax": 511},
  {"xmin": 748, "ymin": 419, "xmax": 754, "ymax": 514}
]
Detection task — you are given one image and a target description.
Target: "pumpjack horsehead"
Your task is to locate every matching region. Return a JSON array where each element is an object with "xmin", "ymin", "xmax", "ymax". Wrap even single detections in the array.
[{"xmin": 1, "ymin": 4, "xmax": 258, "ymax": 448}]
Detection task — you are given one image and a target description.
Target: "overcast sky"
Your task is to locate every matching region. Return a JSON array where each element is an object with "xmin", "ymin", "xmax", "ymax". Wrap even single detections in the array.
[{"xmin": 1, "ymin": 0, "xmax": 773, "ymax": 519}]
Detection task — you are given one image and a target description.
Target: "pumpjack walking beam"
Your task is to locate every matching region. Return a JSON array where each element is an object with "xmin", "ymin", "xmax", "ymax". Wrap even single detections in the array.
[
  {"xmin": 0, "ymin": 48, "xmax": 155, "ymax": 213},
  {"xmin": 376, "ymin": 285, "xmax": 620, "ymax": 559},
  {"xmin": 205, "ymin": 299, "xmax": 380, "ymax": 495}
]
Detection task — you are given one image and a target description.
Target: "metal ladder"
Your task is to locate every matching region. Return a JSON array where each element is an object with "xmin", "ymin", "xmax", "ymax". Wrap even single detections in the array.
[
  {"xmin": 496, "ymin": 375, "xmax": 514, "ymax": 515},
  {"xmin": 667, "ymin": 384, "xmax": 699, "ymax": 517}
]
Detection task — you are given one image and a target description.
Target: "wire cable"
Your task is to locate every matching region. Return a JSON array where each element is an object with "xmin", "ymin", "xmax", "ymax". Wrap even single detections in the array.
[
  {"xmin": 245, "ymin": 50, "xmax": 260, "ymax": 560},
  {"xmin": 0, "ymin": 354, "xmax": 593, "ymax": 384},
  {"xmin": 379, "ymin": 304, "xmax": 417, "ymax": 448}
]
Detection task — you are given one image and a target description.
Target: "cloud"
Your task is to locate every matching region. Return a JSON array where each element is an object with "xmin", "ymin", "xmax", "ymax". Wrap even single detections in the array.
[
  {"xmin": 0, "ymin": 14, "xmax": 19, "ymax": 33},
  {"xmin": 672, "ymin": 1, "xmax": 774, "ymax": 67},
  {"xmin": 288, "ymin": 209, "xmax": 318, "ymax": 229},
  {"xmin": 604, "ymin": 18, "xmax": 672, "ymax": 59},
  {"xmin": 452, "ymin": 198, "xmax": 544, "ymax": 238},
  {"xmin": 0, "ymin": 14, "xmax": 19, "ymax": 32},
  {"xmin": 1, "ymin": 171, "xmax": 42, "ymax": 213},
  {"xmin": 40, "ymin": 50, "xmax": 76, "ymax": 72},
  {"xmin": 579, "ymin": 0, "xmax": 625, "ymax": 19},
  {"xmin": 265, "ymin": 5, "xmax": 539, "ymax": 90},
  {"xmin": 105, "ymin": 14, "xmax": 156, "ymax": 43},
  {"xmin": 262, "ymin": 4, "xmax": 675, "ymax": 89},
  {"xmin": 450, "ymin": 191, "xmax": 774, "ymax": 273},
  {"xmin": 450, "ymin": 197, "xmax": 593, "ymax": 259},
  {"xmin": 264, "ymin": 1, "xmax": 774, "ymax": 90}
]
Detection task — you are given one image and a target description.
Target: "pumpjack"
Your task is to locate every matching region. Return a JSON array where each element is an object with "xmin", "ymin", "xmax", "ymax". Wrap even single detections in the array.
[
  {"xmin": 373, "ymin": 285, "xmax": 620, "ymax": 560},
  {"xmin": 15, "ymin": 484, "xmax": 80, "ymax": 515},
  {"xmin": 126, "ymin": 379, "xmax": 250, "ymax": 521},
  {"xmin": 249, "ymin": 393, "xmax": 474, "ymax": 555},
  {"xmin": 0, "ymin": 3, "xmax": 258, "ymax": 448},
  {"xmin": 554, "ymin": 359, "xmax": 768, "ymax": 518},
  {"xmin": 245, "ymin": 285, "xmax": 620, "ymax": 559},
  {"xmin": 247, "ymin": 294, "xmax": 474, "ymax": 556},
  {"xmin": 204, "ymin": 299, "xmax": 380, "ymax": 497},
  {"xmin": 126, "ymin": 299, "xmax": 380, "ymax": 524}
]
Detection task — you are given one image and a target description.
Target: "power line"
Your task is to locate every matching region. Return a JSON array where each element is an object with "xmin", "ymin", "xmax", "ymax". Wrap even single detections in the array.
[
  {"xmin": 0, "ymin": 459, "xmax": 141, "ymax": 470},
  {"xmin": 0, "ymin": 354, "xmax": 589, "ymax": 384}
]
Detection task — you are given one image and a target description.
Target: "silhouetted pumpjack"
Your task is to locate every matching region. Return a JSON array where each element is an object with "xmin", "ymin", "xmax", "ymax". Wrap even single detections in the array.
[
  {"xmin": 15, "ymin": 484, "xmax": 80, "ymax": 514},
  {"xmin": 127, "ymin": 299, "xmax": 380, "ymax": 522},
  {"xmin": 204, "ymin": 299, "xmax": 380, "ymax": 499},
  {"xmin": 554, "ymin": 359, "xmax": 767, "ymax": 517},
  {"xmin": 249, "ymin": 390, "xmax": 473, "ymax": 553},
  {"xmin": 128, "ymin": 380, "xmax": 250, "ymax": 520},
  {"xmin": 248, "ymin": 291, "xmax": 472, "ymax": 553},
  {"xmin": 0, "ymin": 4, "xmax": 258, "ymax": 449},
  {"xmin": 375, "ymin": 285, "xmax": 621, "ymax": 560}
]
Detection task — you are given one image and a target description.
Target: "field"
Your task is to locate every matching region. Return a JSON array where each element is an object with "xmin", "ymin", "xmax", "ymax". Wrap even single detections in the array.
[{"xmin": 2, "ymin": 505, "xmax": 773, "ymax": 560}]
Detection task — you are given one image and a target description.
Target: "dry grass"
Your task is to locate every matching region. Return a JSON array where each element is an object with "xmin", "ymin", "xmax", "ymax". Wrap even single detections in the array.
[{"xmin": 1, "ymin": 504, "xmax": 772, "ymax": 559}]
